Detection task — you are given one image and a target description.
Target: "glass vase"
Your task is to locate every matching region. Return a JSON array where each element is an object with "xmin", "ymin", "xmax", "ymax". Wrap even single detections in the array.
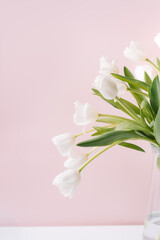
[{"xmin": 143, "ymin": 145, "xmax": 160, "ymax": 240}]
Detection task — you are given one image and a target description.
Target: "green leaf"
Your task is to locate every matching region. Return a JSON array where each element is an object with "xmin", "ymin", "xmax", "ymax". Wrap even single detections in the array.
[
  {"xmin": 141, "ymin": 100, "xmax": 153, "ymax": 115},
  {"xmin": 135, "ymin": 130, "xmax": 150, "ymax": 138},
  {"xmin": 157, "ymin": 156, "xmax": 160, "ymax": 170},
  {"xmin": 124, "ymin": 67, "xmax": 145, "ymax": 105},
  {"xmin": 144, "ymin": 72, "xmax": 152, "ymax": 85},
  {"xmin": 118, "ymin": 142, "xmax": 145, "ymax": 152},
  {"xmin": 149, "ymin": 121, "xmax": 154, "ymax": 128},
  {"xmin": 92, "ymin": 88, "xmax": 140, "ymax": 117},
  {"xmin": 116, "ymin": 120, "xmax": 149, "ymax": 132},
  {"xmin": 128, "ymin": 88, "xmax": 149, "ymax": 97},
  {"xmin": 119, "ymin": 98, "xmax": 140, "ymax": 115},
  {"xmin": 140, "ymin": 100, "xmax": 155, "ymax": 123},
  {"xmin": 112, "ymin": 73, "xmax": 150, "ymax": 92},
  {"xmin": 92, "ymin": 126, "xmax": 115, "ymax": 136},
  {"xmin": 154, "ymin": 107, "xmax": 160, "ymax": 145},
  {"xmin": 77, "ymin": 130, "xmax": 147, "ymax": 147},
  {"xmin": 157, "ymin": 57, "xmax": 160, "ymax": 69},
  {"xmin": 150, "ymin": 76, "xmax": 160, "ymax": 114},
  {"xmin": 140, "ymin": 109, "xmax": 147, "ymax": 126},
  {"xmin": 97, "ymin": 115, "xmax": 132, "ymax": 124},
  {"xmin": 124, "ymin": 67, "xmax": 134, "ymax": 78},
  {"xmin": 92, "ymin": 88, "xmax": 123, "ymax": 110},
  {"xmin": 93, "ymin": 126, "xmax": 106, "ymax": 131},
  {"xmin": 92, "ymin": 88, "xmax": 136, "ymax": 116},
  {"xmin": 92, "ymin": 88, "xmax": 120, "ymax": 109}
]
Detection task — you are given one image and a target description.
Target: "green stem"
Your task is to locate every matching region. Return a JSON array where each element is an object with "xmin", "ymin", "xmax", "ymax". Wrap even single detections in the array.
[
  {"xmin": 98, "ymin": 113, "xmax": 125, "ymax": 118},
  {"xmin": 128, "ymin": 88, "xmax": 149, "ymax": 98},
  {"xmin": 86, "ymin": 147, "xmax": 98, "ymax": 156},
  {"xmin": 98, "ymin": 113, "xmax": 153, "ymax": 134},
  {"xmin": 75, "ymin": 129, "xmax": 94, "ymax": 138},
  {"xmin": 98, "ymin": 114, "xmax": 141, "ymax": 122},
  {"xmin": 78, "ymin": 138, "xmax": 159, "ymax": 173},
  {"xmin": 98, "ymin": 113, "xmax": 130, "ymax": 120},
  {"xmin": 79, "ymin": 141, "xmax": 121, "ymax": 173},
  {"xmin": 146, "ymin": 58, "xmax": 160, "ymax": 71},
  {"xmin": 115, "ymin": 97, "xmax": 140, "ymax": 122}
]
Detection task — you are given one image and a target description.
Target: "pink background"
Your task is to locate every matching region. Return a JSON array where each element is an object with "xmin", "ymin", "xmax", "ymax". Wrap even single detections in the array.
[{"xmin": 0, "ymin": 0, "xmax": 160, "ymax": 226}]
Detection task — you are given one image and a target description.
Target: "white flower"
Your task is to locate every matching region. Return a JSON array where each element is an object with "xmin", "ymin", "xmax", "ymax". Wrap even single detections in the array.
[
  {"xmin": 94, "ymin": 75, "xmax": 126, "ymax": 100},
  {"xmin": 64, "ymin": 153, "xmax": 88, "ymax": 169},
  {"xmin": 73, "ymin": 101, "xmax": 98, "ymax": 126},
  {"xmin": 154, "ymin": 33, "xmax": 160, "ymax": 48},
  {"xmin": 116, "ymin": 81, "xmax": 127, "ymax": 98},
  {"xmin": 52, "ymin": 133, "xmax": 75, "ymax": 156},
  {"xmin": 124, "ymin": 41, "xmax": 147, "ymax": 62},
  {"xmin": 94, "ymin": 75, "xmax": 118, "ymax": 100},
  {"xmin": 135, "ymin": 65, "xmax": 156, "ymax": 81},
  {"xmin": 53, "ymin": 169, "xmax": 81, "ymax": 198},
  {"xmin": 99, "ymin": 57, "xmax": 119, "ymax": 76}
]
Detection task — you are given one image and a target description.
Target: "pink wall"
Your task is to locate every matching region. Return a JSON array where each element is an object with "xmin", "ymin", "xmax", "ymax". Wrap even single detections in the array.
[{"xmin": 0, "ymin": 0, "xmax": 160, "ymax": 226}]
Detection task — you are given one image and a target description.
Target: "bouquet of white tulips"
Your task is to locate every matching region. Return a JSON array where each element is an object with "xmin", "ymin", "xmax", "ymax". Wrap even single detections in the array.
[{"xmin": 52, "ymin": 33, "xmax": 160, "ymax": 198}]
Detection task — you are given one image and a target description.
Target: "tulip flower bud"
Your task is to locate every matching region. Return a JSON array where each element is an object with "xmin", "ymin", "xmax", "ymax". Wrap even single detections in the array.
[
  {"xmin": 124, "ymin": 41, "xmax": 147, "ymax": 62},
  {"xmin": 73, "ymin": 101, "xmax": 98, "ymax": 126},
  {"xmin": 155, "ymin": 33, "xmax": 160, "ymax": 48},
  {"xmin": 64, "ymin": 153, "xmax": 88, "ymax": 169},
  {"xmin": 94, "ymin": 75, "xmax": 118, "ymax": 100},
  {"xmin": 53, "ymin": 169, "xmax": 81, "ymax": 198},
  {"xmin": 99, "ymin": 57, "xmax": 119, "ymax": 76},
  {"xmin": 52, "ymin": 133, "xmax": 75, "ymax": 156},
  {"xmin": 135, "ymin": 65, "xmax": 156, "ymax": 81},
  {"xmin": 116, "ymin": 81, "xmax": 127, "ymax": 98}
]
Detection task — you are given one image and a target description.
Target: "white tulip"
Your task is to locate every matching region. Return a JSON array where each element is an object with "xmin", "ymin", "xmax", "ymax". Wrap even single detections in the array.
[
  {"xmin": 94, "ymin": 75, "xmax": 126, "ymax": 100},
  {"xmin": 94, "ymin": 75, "xmax": 118, "ymax": 100},
  {"xmin": 135, "ymin": 65, "xmax": 156, "ymax": 81},
  {"xmin": 154, "ymin": 33, "xmax": 160, "ymax": 48},
  {"xmin": 116, "ymin": 80, "xmax": 127, "ymax": 98},
  {"xmin": 73, "ymin": 101, "xmax": 98, "ymax": 126},
  {"xmin": 124, "ymin": 41, "xmax": 147, "ymax": 62},
  {"xmin": 52, "ymin": 133, "xmax": 75, "ymax": 156},
  {"xmin": 64, "ymin": 153, "xmax": 88, "ymax": 169},
  {"xmin": 53, "ymin": 169, "xmax": 81, "ymax": 198},
  {"xmin": 99, "ymin": 56, "xmax": 119, "ymax": 76},
  {"xmin": 94, "ymin": 74, "xmax": 105, "ymax": 89}
]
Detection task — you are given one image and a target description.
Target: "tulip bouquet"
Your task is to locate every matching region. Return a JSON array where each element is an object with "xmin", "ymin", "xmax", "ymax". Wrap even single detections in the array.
[{"xmin": 52, "ymin": 33, "xmax": 160, "ymax": 198}]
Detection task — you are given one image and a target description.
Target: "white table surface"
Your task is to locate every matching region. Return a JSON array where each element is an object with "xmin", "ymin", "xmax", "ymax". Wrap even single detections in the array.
[{"xmin": 0, "ymin": 225, "xmax": 144, "ymax": 240}]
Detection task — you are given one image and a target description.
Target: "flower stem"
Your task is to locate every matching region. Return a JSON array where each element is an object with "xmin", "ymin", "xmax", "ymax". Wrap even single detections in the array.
[
  {"xmin": 146, "ymin": 58, "xmax": 160, "ymax": 71},
  {"xmin": 115, "ymin": 97, "xmax": 140, "ymax": 122},
  {"xmin": 79, "ymin": 139, "xmax": 159, "ymax": 173},
  {"xmin": 86, "ymin": 147, "xmax": 98, "ymax": 156},
  {"xmin": 79, "ymin": 141, "xmax": 121, "ymax": 173},
  {"xmin": 98, "ymin": 114, "xmax": 133, "ymax": 121},
  {"xmin": 75, "ymin": 129, "xmax": 94, "ymax": 138}
]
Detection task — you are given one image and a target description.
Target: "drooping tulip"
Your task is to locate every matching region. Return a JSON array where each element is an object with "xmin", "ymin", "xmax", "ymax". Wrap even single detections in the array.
[
  {"xmin": 73, "ymin": 101, "xmax": 98, "ymax": 126},
  {"xmin": 116, "ymin": 80, "xmax": 127, "ymax": 98},
  {"xmin": 53, "ymin": 169, "xmax": 81, "ymax": 198},
  {"xmin": 64, "ymin": 153, "xmax": 88, "ymax": 169},
  {"xmin": 52, "ymin": 133, "xmax": 75, "ymax": 156}
]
